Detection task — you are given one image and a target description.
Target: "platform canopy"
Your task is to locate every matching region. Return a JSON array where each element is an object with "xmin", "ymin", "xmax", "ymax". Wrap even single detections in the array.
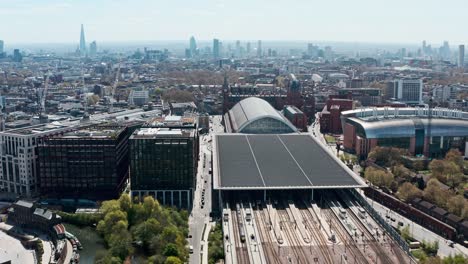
[{"xmin": 213, "ymin": 134, "xmax": 367, "ymax": 190}]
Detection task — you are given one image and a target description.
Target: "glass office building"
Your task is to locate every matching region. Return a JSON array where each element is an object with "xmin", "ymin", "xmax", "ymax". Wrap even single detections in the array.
[
  {"xmin": 38, "ymin": 125, "xmax": 130, "ymax": 199},
  {"xmin": 130, "ymin": 128, "xmax": 198, "ymax": 209}
]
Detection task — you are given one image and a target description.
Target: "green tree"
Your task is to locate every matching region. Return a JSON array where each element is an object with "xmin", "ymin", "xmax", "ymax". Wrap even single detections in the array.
[
  {"xmin": 163, "ymin": 243, "xmax": 179, "ymax": 257},
  {"xmin": 132, "ymin": 218, "xmax": 162, "ymax": 250},
  {"xmin": 108, "ymin": 230, "xmax": 133, "ymax": 260},
  {"xmin": 364, "ymin": 167, "xmax": 394, "ymax": 188},
  {"xmin": 97, "ymin": 210, "xmax": 128, "ymax": 241},
  {"xmin": 119, "ymin": 194, "xmax": 132, "ymax": 213},
  {"xmin": 368, "ymin": 146, "xmax": 407, "ymax": 167},
  {"xmin": 164, "ymin": 256, "xmax": 183, "ymax": 264},
  {"xmin": 442, "ymin": 254, "xmax": 468, "ymax": 264},
  {"xmin": 100, "ymin": 200, "xmax": 121, "ymax": 215},
  {"xmin": 396, "ymin": 182, "xmax": 422, "ymax": 202}
]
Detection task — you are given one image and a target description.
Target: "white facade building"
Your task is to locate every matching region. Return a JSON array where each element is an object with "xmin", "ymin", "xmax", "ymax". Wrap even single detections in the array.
[{"xmin": 0, "ymin": 124, "xmax": 75, "ymax": 196}]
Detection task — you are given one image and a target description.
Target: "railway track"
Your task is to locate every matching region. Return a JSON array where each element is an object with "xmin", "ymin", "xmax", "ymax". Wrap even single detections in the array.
[
  {"xmin": 346, "ymin": 208, "xmax": 394, "ymax": 264},
  {"xmin": 323, "ymin": 208, "xmax": 370, "ymax": 264},
  {"xmin": 232, "ymin": 208, "xmax": 250, "ymax": 264},
  {"xmin": 253, "ymin": 204, "xmax": 282, "ymax": 264},
  {"xmin": 277, "ymin": 208, "xmax": 308, "ymax": 264},
  {"xmin": 299, "ymin": 207, "xmax": 334, "ymax": 264}
]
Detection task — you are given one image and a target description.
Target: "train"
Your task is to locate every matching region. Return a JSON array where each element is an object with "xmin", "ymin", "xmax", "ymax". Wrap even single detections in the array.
[
  {"xmin": 245, "ymin": 208, "xmax": 252, "ymax": 222},
  {"xmin": 358, "ymin": 208, "xmax": 367, "ymax": 219},
  {"xmin": 339, "ymin": 208, "xmax": 347, "ymax": 219},
  {"xmin": 363, "ymin": 187, "xmax": 464, "ymax": 242},
  {"xmin": 239, "ymin": 222, "xmax": 246, "ymax": 243},
  {"xmin": 236, "ymin": 204, "xmax": 246, "ymax": 243}
]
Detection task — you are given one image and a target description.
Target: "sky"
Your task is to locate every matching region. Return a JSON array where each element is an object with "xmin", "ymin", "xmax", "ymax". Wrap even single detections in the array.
[{"xmin": 0, "ymin": 0, "xmax": 467, "ymax": 45}]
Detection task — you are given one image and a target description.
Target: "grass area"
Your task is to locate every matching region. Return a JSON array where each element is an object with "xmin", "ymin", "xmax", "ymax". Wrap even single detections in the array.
[{"xmin": 324, "ymin": 135, "xmax": 336, "ymax": 144}]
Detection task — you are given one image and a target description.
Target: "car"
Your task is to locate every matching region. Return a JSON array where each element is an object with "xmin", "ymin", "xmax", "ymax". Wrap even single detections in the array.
[
  {"xmin": 398, "ymin": 221, "xmax": 404, "ymax": 227},
  {"xmin": 390, "ymin": 217, "xmax": 396, "ymax": 222},
  {"xmin": 189, "ymin": 245, "xmax": 194, "ymax": 254},
  {"xmin": 448, "ymin": 241, "xmax": 455, "ymax": 248}
]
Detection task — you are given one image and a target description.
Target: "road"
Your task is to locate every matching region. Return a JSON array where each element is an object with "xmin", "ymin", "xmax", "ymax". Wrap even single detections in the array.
[
  {"xmin": 365, "ymin": 194, "xmax": 468, "ymax": 258},
  {"xmin": 189, "ymin": 115, "xmax": 224, "ymax": 264}
]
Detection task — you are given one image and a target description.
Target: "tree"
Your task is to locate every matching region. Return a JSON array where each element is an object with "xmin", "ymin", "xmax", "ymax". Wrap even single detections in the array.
[
  {"xmin": 163, "ymin": 243, "xmax": 179, "ymax": 257},
  {"xmin": 392, "ymin": 164, "xmax": 413, "ymax": 180},
  {"xmin": 446, "ymin": 195, "xmax": 467, "ymax": 217},
  {"xmin": 429, "ymin": 159, "xmax": 461, "ymax": 185},
  {"xmin": 97, "ymin": 210, "xmax": 128, "ymax": 240},
  {"xmin": 100, "ymin": 200, "xmax": 121, "ymax": 215},
  {"xmin": 442, "ymin": 254, "xmax": 468, "ymax": 264},
  {"xmin": 364, "ymin": 167, "xmax": 394, "ymax": 188},
  {"xmin": 118, "ymin": 194, "xmax": 132, "ymax": 213},
  {"xmin": 423, "ymin": 179, "xmax": 450, "ymax": 209},
  {"xmin": 108, "ymin": 230, "xmax": 134, "ymax": 260},
  {"xmin": 95, "ymin": 255, "xmax": 123, "ymax": 264},
  {"xmin": 368, "ymin": 146, "xmax": 407, "ymax": 167},
  {"xmin": 162, "ymin": 89, "xmax": 194, "ymax": 103},
  {"xmin": 132, "ymin": 218, "xmax": 162, "ymax": 250},
  {"xmin": 165, "ymin": 256, "xmax": 183, "ymax": 264},
  {"xmin": 445, "ymin": 149, "xmax": 464, "ymax": 169},
  {"xmin": 396, "ymin": 182, "xmax": 422, "ymax": 202}
]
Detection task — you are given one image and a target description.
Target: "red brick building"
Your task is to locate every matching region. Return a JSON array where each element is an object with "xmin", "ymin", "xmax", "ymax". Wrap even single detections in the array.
[
  {"xmin": 319, "ymin": 98, "xmax": 353, "ymax": 134},
  {"xmin": 283, "ymin": 105, "xmax": 307, "ymax": 131}
]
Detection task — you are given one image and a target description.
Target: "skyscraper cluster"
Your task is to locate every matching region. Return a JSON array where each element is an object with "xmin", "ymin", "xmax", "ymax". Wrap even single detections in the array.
[{"xmin": 79, "ymin": 24, "xmax": 97, "ymax": 57}]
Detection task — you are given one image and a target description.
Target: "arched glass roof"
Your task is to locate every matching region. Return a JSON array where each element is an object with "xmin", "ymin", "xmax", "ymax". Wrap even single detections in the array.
[{"xmin": 227, "ymin": 97, "xmax": 297, "ymax": 134}]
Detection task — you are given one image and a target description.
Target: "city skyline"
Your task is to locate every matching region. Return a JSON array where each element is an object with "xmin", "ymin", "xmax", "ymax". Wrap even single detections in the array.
[{"xmin": 0, "ymin": 0, "xmax": 468, "ymax": 44}]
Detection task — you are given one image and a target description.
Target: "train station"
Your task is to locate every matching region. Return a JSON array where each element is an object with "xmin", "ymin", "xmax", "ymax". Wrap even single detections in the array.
[
  {"xmin": 212, "ymin": 133, "xmax": 366, "ymax": 206},
  {"xmin": 209, "ymin": 97, "xmax": 413, "ymax": 264}
]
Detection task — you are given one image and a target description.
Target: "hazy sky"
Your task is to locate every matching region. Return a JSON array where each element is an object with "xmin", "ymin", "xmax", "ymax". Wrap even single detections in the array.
[{"xmin": 0, "ymin": 0, "xmax": 467, "ymax": 45}]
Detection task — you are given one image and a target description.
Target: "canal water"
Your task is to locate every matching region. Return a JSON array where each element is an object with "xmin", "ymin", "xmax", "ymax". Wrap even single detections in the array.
[{"xmin": 64, "ymin": 224, "xmax": 107, "ymax": 263}]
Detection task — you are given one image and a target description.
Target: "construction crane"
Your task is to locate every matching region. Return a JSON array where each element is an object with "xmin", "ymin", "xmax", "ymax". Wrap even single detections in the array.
[{"xmin": 108, "ymin": 59, "xmax": 121, "ymax": 113}]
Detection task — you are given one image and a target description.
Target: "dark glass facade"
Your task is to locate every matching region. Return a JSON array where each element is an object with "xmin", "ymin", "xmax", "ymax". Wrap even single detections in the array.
[
  {"xmin": 130, "ymin": 131, "xmax": 198, "ymax": 191},
  {"xmin": 38, "ymin": 126, "xmax": 130, "ymax": 199}
]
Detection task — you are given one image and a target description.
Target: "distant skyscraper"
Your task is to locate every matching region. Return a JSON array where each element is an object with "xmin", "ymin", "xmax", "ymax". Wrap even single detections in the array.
[
  {"xmin": 189, "ymin": 36, "xmax": 197, "ymax": 56},
  {"xmin": 213, "ymin": 38, "xmax": 220, "ymax": 59},
  {"xmin": 0, "ymin": 40, "xmax": 3, "ymax": 54},
  {"xmin": 458, "ymin": 45, "xmax": 465, "ymax": 68},
  {"xmin": 89, "ymin": 41, "xmax": 97, "ymax": 56},
  {"xmin": 235, "ymin": 40, "xmax": 241, "ymax": 57},
  {"xmin": 246, "ymin": 42, "xmax": 251, "ymax": 55},
  {"xmin": 257, "ymin": 40, "xmax": 262, "ymax": 57},
  {"xmin": 79, "ymin": 24, "xmax": 87, "ymax": 56},
  {"xmin": 13, "ymin": 49, "xmax": 22, "ymax": 62}
]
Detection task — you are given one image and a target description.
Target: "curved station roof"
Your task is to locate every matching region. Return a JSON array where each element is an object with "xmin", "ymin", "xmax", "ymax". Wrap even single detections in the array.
[
  {"xmin": 342, "ymin": 107, "xmax": 468, "ymax": 138},
  {"xmin": 225, "ymin": 97, "xmax": 297, "ymax": 134},
  {"xmin": 213, "ymin": 134, "xmax": 366, "ymax": 190}
]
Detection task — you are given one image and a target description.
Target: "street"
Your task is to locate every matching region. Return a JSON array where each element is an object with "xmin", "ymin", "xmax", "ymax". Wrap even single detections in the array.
[
  {"xmin": 365, "ymin": 194, "xmax": 468, "ymax": 258},
  {"xmin": 189, "ymin": 115, "xmax": 224, "ymax": 264}
]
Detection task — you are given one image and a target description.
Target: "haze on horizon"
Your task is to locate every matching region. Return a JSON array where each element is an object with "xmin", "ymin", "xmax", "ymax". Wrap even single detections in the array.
[{"xmin": 1, "ymin": 0, "xmax": 467, "ymax": 45}]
